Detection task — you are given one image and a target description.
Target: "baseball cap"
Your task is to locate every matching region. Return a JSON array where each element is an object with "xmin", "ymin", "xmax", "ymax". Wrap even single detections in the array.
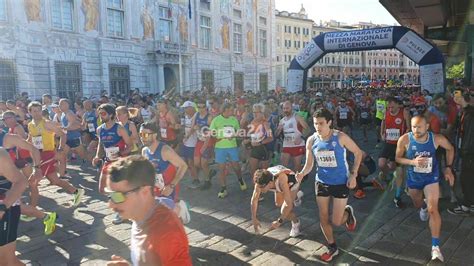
[{"xmin": 181, "ymin": 101, "xmax": 196, "ymax": 108}]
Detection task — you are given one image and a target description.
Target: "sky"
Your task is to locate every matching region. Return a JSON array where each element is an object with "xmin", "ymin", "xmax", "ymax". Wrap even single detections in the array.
[{"xmin": 274, "ymin": 0, "xmax": 399, "ymax": 26}]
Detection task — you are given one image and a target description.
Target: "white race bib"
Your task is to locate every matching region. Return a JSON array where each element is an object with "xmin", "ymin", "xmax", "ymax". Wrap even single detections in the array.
[
  {"xmin": 155, "ymin": 173, "xmax": 165, "ymax": 189},
  {"xmin": 87, "ymin": 123, "xmax": 95, "ymax": 133},
  {"xmin": 386, "ymin": 128, "xmax": 400, "ymax": 141},
  {"xmin": 377, "ymin": 103, "xmax": 385, "ymax": 111},
  {"xmin": 339, "ymin": 112, "xmax": 348, "ymax": 120},
  {"xmin": 32, "ymin": 136, "xmax": 44, "ymax": 150},
  {"xmin": 197, "ymin": 130, "xmax": 207, "ymax": 141},
  {"xmin": 361, "ymin": 112, "xmax": 369, "ymax": 119},
  {"xmin": 250, "ymin": 133, "xmax": 263, "ymax": 143},
  {"xmin": 105, "ymin": 146, "xmax": 120, "ymax": 161},
  {"xmin": 414, "ymin": 157, "xmax": 433, "ymax": 173},
  {"xmin": 160, "ymin": 128, "xmax": 168, "ymax": 138},
  {"xmin": 223, "ymin": 126, "xmax": 235, "ymax": 138},
  {"xmin": 284, "ymin": 131, "xmax": 296, "ymax": 142},
  {"xmin": 316, "ymin": 150, "xmax": 338, "ymax": 167}
]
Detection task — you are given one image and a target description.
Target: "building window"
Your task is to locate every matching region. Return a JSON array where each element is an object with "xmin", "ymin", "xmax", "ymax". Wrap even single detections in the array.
[
  {"xmin": 259, "ymin": 29, "xmax": 267, "ymax": 57},
  {"xmin": 233, "ymin": 9, "xmax": 242, "ymax": 18},
  {"xmin": 109, "ymin": 65, "xmax": 130, "ymax": 96},
  {"xmin": 233, "ymin": 23, "xmax": 242, "ymax": 53},
  {"xmin": 259, "ymin": 73, "xmax": 268, "ymax": 92},
  {"xmin": 159, "ymin": 6, "xmax": 172, "ymax": 42},
  {"xmin": 200, "ymin": 0, "xmax": 210, "ymax": 11},
  {"xmin": 107, "ymin": 0, "xmax": 125, "ymax": 37},
  {"xmin": 276, "ymin": 38, "xmax": 280, "ymax": 47},
  {"xmin": 200, "ymin": 16, "xmax": 211, "ymax": 49},
  {"xmin": 201, "ymin": 70, "xmax": 214, "ymax": 91},
  {"xmin": 234, "ymin": 72, "xmax": 244, "ymax": 91},
  {"xmin": 259, "ymin": 16, "xmax": 267, "ymax": 25},
  {"xmin": 0, "ymin": 60, "xmax": 16, "ymax": 100},
  {"xmin": 0, "ymin": 0, "xmax": 7, "ymax": 21},
  {"xmin": 51, "ymin": 0, "xmax": 74, "ymax": 30},
  {"xmin": 55, "ymin": 62, "xmax": 81, "ymax": 100}
]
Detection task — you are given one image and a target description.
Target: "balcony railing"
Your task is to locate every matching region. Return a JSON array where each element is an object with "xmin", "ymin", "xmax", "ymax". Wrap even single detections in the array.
[{"xmin": 147, "ymin": 40, "xmax": 188, "ymax": 54}]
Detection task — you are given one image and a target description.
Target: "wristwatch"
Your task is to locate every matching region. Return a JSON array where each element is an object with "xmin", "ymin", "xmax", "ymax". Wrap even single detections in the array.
[{"xmin": 0, "ymin": 204, "xmax": 8, "ymax": 212}]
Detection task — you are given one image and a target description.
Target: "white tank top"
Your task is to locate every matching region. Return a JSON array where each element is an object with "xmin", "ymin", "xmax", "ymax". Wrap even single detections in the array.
[
  {"xmin": 183, "ymin": 114, "xmax": 197, "ymax": 147},
  {"xmin": 281, "ymin": 115, "xmax": 304, "ymax": 148}
]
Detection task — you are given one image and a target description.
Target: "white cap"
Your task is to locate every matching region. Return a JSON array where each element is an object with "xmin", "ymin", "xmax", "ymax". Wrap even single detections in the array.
[{"xmin": 181, "ymin": 101, "xmax": 196, "ymax": 108}]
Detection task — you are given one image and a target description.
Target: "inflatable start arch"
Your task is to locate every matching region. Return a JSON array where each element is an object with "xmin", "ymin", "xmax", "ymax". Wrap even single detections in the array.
[{"xmin": 288, "ymin": 26, "xmax": 445, "ymax": 94}]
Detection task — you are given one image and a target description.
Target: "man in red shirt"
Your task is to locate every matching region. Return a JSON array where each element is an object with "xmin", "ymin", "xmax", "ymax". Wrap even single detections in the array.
[{"xmin": 105, "ymin": 155, "xmax": 192, "ymax": 266}]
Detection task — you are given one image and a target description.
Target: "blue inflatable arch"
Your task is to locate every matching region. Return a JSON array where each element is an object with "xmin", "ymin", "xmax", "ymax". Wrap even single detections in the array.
[{"xmin": 288, "ymin": 26, "xmax": 445, "ymax": 94}]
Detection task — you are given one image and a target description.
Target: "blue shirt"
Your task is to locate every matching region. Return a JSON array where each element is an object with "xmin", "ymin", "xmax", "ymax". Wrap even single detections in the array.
[
  {"xmin": 406, "ymin": 132, "xmax": 439, "ymax": 182},
  {"xmin": 312, "ymin": 131, "xmax": 349, "ymax": 185}
]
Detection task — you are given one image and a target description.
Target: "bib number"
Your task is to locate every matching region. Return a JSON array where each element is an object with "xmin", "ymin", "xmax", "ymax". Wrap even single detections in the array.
[
  {"xmin": 316, "ymin": 150, "xmax": 337, "ymax": 167},
  {"xmin": 284, "ymin": 131, "xmax": 295, "ymax": 142},
  {"xmin": 339, "ymin": 112, "xmax": 348, "ymax": 120},
  {"xmin": 87, "ymin": 123, "xmax": 95, "ymax": 133},
  {"xmin": 414, "ymin": 158, "xmax": 433, "ymax": 173},
  {"xmin": 105, "ymin": 146, "xmax": 120, "ymax": 161},
  {"xmin": 223, "ymin": 126, "xmax": 235, "ymax": 138},
  {"xmin": 32, "ymin": 136, "xmax": 44, "ymax": 150},
  {"xmin": 386, "ymin": 128, "xmax": 400, "ymax": 141},
  {"xmin": 155, "ymin": 173, "xmax": 165, "ymax": 189},
  {"xmin": 160, "ymin": 128, "xmax": 168, "ymax": 139}
]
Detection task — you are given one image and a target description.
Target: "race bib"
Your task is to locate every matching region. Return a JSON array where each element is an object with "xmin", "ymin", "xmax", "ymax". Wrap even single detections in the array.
[
  {"xmin": 339, "ymin": 112, "xmax": 348, "ymax": 120},
  {"xmin": 105, "ymin": 146, "xmax": 120, "ymax": 161},
  {"xmin": 32, "ymin": 136, "xmax": 44, "ymax": 150},
  {"xmin": 284, "ymin": 131, "xmax": 296, "ymax": 142},
  {"xmin": 87, "ymin": 123, "xmax": 95, "ymax": 133},
  {"xmin": 414, "ymin": 157, "xmax": 433, "ymax": 173},
  {"xmin": 361, "ymin": 112, "xmax": 369, "ymax": 119},
  {"xmin": 316, "ymin": 150, "xmax": 337, "ymax": 167},
  {"xmin": 250, "ymin": 133, "xmax": 263, "ymax": 143},
  {"xmin": 386, "ymin": 128, "xmax": 400, "ymax": 141},
  {"xmin": 185, "ymin": 127, "xmax": 191, "ymax": 136},
  {"xmin": 160, "ymin": 128, "xmax": 168, "ymax": 139},
  {"xmin": 155, "ymin": 173, "xmax": 165, "ymax": 189},
  {"xmin": 377, "ymin": 103, "xmax": 385, "ymax": 111},
  {"xmin": 197, "ymin": 130, "xmax": 207, "ymax": 141},
  {"xmin": 223, "ymin": 126, "xmax": 235, "ymax": 138}
]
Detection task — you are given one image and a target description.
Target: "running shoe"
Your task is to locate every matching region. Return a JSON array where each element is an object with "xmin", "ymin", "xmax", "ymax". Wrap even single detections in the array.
[
  {"xmin": 393, "ymin": 197, "xmax": 405, "ymax": 209},
  {"xmin": 289, "ymin": 220, "xmax": 301, "ymax": 237},
  {"xmin": 178, "ymin": 200, "xmax": 191, "ymax": 224},
  {"xmin": 239, "ymin": 179, "xmax": 247, "ymax": 191},
  {"xmin": 419, "ymin": 207, "xmax": 429, "ymax": 222},
  {"xmin": 20, "ymin": 215, "xmax": 37, "ymax": 222},
  {"xmin": 320, "ymin": 246, "xmax": 339, "ymax": 262},
  {"xmin": 345, "ymin": 205, "xmax": 357, "ymax": 231},
  {"xmin": 447, "ymin": 205, "xmax": 470, "ymax": 216},
  {"xmin": 218, "ymin": 189, "xmax": 228, "ymax": 199},
  {"xmin": 43, "ymin": 212, "xmax": 57, "ymax": 235},
  {"xmin": 72, "ymin": 188, "xmax": 85, "ymax": 207},
  {"xmin": 371, "ymin": 178, "xmax": 385, "ymax": 191},
  {"xmin": 431, "ymin": 246, "xmax": 444, "ymax": 262},
  {"xmin": 353, "ymin": 189, "xmax": 366, "ymax": 199},
  {"xmin": 112, "ymin": 212, "xmax": 123, "ymax": 225}
]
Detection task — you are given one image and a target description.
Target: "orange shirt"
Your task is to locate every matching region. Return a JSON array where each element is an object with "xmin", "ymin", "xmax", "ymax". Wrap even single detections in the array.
[
  {"xmin": 131, "ymin": 204, "xmax": 192, "ymax": 266},
  {"xmin": 428, "ymin": 113, "xmax": 441, "ymax": 134}
]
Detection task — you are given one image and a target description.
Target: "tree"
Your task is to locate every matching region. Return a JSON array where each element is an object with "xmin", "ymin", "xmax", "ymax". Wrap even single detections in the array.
[{"xmin": 446, "ymin": 61, "xmax": 464, "ymax": 80}]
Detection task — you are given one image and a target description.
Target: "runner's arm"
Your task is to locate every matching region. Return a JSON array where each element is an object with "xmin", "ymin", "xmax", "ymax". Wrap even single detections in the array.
[
  {"xmin": 261, "ymin": 122, "xmax": 273, "ymax": 144},
  {"xmin": 162, "ymin": 145, "xmax": 188, "ymax": 187},
  {"xmin": 65, "ymin": 112, "xmax": 81, "ymax": 131},
  {"xmin": 295, "ymin": 115, "xmax": 310, "ymax": 136},
  {"xmin": 278, "ymin": 174, "xmax": 294, "ymax": 220},
  {"xmin": 299, "ymin": 135, "xmax": 314, "ymax": 177},
  {"xmin": 117, "ymin": 126, "xmax": 132, "ymax": 156},
  {"xmin": 395, "ymin": 134, "xmax": 411, "ymax": 166},
  {"xmin": 5, "ymin": 134, "xmax": 41, "ymax": 168},
  {"xmin": 435, "ymin": 134, "xmax": 455, "ymax": 167},
  {"xmin": 0, "ymin": 148, "xmax": 27, "ymax": 209},
  {"xmin": 250, "ymin": 184, "xmax": 261, "ymax": 220},
  {"xmin": 95, "ymin": 127, "xmax": 105, "ymax": 159},
  {"xmin": 339, "ymin": 133, "xmax": 362, "ymax": 175},
  {"xmin": 45, "ymin": 120, "xmax": 67, "ymax": 150}
]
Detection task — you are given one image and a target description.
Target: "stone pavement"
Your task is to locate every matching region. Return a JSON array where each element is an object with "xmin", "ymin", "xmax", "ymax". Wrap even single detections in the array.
[{"xmin": 17, "ymin": 128, "xmax": 474, "ymax": 265}]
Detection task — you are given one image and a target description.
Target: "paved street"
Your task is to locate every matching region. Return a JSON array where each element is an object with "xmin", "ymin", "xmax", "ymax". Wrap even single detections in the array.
[{"xmin": 17, "ymin": 128, "xmax": 474, "ymax": 265}]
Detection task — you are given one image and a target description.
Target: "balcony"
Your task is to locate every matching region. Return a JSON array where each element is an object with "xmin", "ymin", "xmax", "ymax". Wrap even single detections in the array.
[{"xmin": 147, "ymin": 40, "xmax": 188, "ymax": 55}]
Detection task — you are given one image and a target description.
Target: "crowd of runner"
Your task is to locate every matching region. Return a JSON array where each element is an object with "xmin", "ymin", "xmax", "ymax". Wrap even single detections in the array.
[{"xmin": 0, "ymin": 84, "xmax": 473, "ymax": 264}]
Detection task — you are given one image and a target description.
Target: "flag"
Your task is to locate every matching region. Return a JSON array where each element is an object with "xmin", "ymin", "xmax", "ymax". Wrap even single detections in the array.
[{"xmin": 188, "ymin": 0, "xmax": 192, "ymax": 19}]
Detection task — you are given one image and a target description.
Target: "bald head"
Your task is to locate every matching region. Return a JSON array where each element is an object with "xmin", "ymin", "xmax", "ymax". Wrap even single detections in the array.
[{"xmin": 282, "ymin": 101, "xmax": 292, "ymax": 116}]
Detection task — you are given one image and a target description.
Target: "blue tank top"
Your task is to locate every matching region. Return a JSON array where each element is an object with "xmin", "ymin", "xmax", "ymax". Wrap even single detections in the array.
[
  {"xmin": 406, "ymin": 132, "xmax": 439, "ymax": 181},
  {"xmin": 195, "ymin": 113, "xmax": 209, "ymax": 128},
  {"xmin": 99, "ymin": 123, "xmax": 122, "ymax": 148},
  {"xmin": 124, "ymin": 122, "xmax": 132, "ymax": 136},
  {"xmin": 61, "ymin": 112, "xmax": 81, "ymax": 139},
  {"xmin": 312, "ymin": 131, "xmax": 349, "ymax": 185},
  {"xmin": 84, "ymin": 111, "xmax": 98, "ymax": 137},
  {"xmin": 143, "ymin": 142, "xmax": 170, "ymax": 173},
  {"xmin": 0, "ymin": 130, "xmax": 5, "ymax": 147}
]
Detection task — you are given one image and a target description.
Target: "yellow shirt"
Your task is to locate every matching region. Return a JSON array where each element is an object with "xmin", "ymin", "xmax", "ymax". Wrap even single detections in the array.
[{"xmin": 28, "ymin": 119, "xmax": 56, "ymax": 151}]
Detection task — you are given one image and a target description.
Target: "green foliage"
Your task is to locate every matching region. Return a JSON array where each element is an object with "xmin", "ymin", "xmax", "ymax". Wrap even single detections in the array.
[{"xmin": 446, "ymin": 61, "xmax": 464, "ymax": 79}]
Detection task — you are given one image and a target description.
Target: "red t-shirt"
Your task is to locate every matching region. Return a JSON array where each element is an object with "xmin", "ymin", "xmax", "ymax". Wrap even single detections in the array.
[{"xmin": 131, "ymin": 204, "xmax": 192, "ymax": 266}]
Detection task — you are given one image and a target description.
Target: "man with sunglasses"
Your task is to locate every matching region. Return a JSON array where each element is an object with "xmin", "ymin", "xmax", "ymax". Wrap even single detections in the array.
[
  {"xmin": 27, "ymin": 101, "xmax": 84, "ymax": 208},
  {"xmin": 105, "ymin": 156, "xmax": 192, "ymax": 266}
]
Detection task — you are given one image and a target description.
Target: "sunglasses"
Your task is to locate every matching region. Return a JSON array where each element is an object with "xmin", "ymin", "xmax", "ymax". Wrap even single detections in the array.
[
  {"xmin": 105, "ymin": 186, "xmax": 142, "ymax": 204},
  {"xmin": 99, "ymin": 111, "xmax": 108, "ymax": 117},
  {"xmin": 139, "ymin": 132, "xmax": 156, "ymax": 138}
]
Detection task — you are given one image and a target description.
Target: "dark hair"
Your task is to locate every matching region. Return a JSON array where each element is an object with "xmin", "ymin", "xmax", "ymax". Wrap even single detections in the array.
[
  {"xmin": 386, "ymin": 96, "xmax": 398, "ymax": 104},
  {"xmin": 98, "ymin": 103, "xmax": 117, "ymax": 119},
  {"xmin": 42, "ymin": 94, "xmax": 52, "ymax": 100},
  {"xmin": 411, "ymin": 114, "xmax": 428, "ymax": 123},
  {"xmin": 253, "ymin": 169, "xmax": 275, "ymax": 186},
  {"xmin": 107, "ymin": 155, "xmax": 155, "ymax": 188},
  {"xmin": 312, "ymin": 108, "xmax": 333, "ymax": 123},
  {"xmin": 140, "ymin": 121, "xmax": 158, "ymax": 133}
]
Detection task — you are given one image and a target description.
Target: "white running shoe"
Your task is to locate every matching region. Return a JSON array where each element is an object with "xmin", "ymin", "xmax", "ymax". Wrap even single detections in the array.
[
  {"xmin": 294, "ymin": 191, "xmax": 304, "ymax": 207},
  {"xmin": 431, "ymin": 246, "xmax": 444, "ymax": 262},
  {"xmin": 289, "ymin": 220, "xmax": 301, "ymax": 237},
  {"xmin": 178, "ymin": 200, "xmax": 191, "ymax": 224},
  {"xmin": 419, "ymin": 207, "xmax": 429, "ymax": 222}
]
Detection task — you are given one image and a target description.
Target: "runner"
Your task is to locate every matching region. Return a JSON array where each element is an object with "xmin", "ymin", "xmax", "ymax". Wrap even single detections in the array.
[
  {"xmin": 251, "ymin": 165, "xmax": 303, "ymax": 237},
  {"xmin": 296, "ymin": 108, "xmax": 361, "ymax": 262},
  {"xmin": 104, "ymin": 155, "xmax": 192, "ymax": 266},
  {"xmin": 0, "ymin": 147, "xmax": 27, "ymax": 266},
  {"xmin": 379, "ymin": 97, "xmax": 410, "ymax": 208},
  {"xmin": 116, "ymin": 106, "xmax": 140, "ymax": 155},
  {"xmin": 81, "ymin": 100, "xmax": 98, "ymax": 154},
  {"xmin": 155, "ymin": 98, "xmax": 179, "ymax": 149},
  {"xmin": 179, "ymin": 101, "xmax": 199, "ymax": 188},
  {"xmin": 209, "ymin": 103, "xmax": 246, "ymax": 198},
  {"xmin": 276, "ymin": 101, "xmax": 309, "ymax": 172},
  {"xmin": 374, "ymin": 91, "xmax": 387, "ymax": 147},
  {"xmin": 334, "ymin": 98, "xmax": 355, "ymax": 135},
  {"xmin": 395, "ymin": 115, "xmax": 455, "ymax": 262},
  {"xmin": 139, "ymin": 122, "xmax": 190, "ymax": 224},
  {"xmin": 358, "ymin": 99, "xmax": 373, "ymax": 143},
  {"xmin": 351, "ymin": 150, "xmax": 385, "ymax": 199},
  {"xmin": 27, "ymin": 101, "xmax": 85, "ymax": 208},
  {"xmin": 192, "ymin": 100, "xmax": 214, "ymax": 190}
]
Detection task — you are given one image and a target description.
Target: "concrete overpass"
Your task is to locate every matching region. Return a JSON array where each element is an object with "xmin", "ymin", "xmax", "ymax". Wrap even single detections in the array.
[{"xmin": 380, "ymin": 0, "xmax": 474, "ymax": 85}]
